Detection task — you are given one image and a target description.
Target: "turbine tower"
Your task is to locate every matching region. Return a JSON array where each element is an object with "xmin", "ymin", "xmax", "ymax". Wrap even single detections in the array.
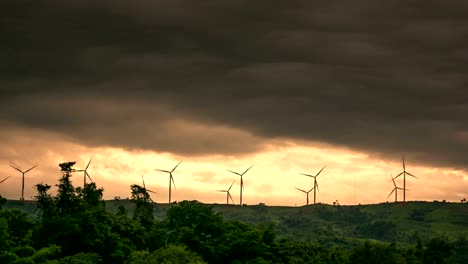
[
  {"xmin": 155, "ymin": 160, "xmax": 182, "ymax": 204},
  {"xmin": 300, "ymin": 165, "xmax": 326, "ymax": 205},
  {"xmin": 217, "ymin": 180, "xmax": 235, "ymax": 205},
  {"xmin": 387, "ymin": 175, "xmax": 406, "ymax": 202},
  {"xmin": 10, "ymin": 164, "xmax": 37, "ymax": 200},
  {"xmin": 73, "ymin": 156, "xmax": 94, "ymax": 187},
  {"xmin": 394, "ymin": 155, "xmax": 417, "ymax": 202},
  {"xmin": 228, "ymin": 164, "xmax": 253, "ymax": 206},
  {"xmin": 295, "ymin": 187, "xmax": 314, "ymax": 206}
]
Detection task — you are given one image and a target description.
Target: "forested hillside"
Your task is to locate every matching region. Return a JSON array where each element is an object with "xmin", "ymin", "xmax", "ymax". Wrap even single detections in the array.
[{"xmin": 1, "ymin": 162, "xmax": 467, "ymax": 263}]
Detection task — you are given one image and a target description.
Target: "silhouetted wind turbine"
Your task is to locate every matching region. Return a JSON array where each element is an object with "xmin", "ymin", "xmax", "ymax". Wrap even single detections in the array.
[
  {"xmin": 295, "ymin": 187, "xmax": 314, "ymax": 206},
  {"xmin": 73, "ymin": 156, "xmax": 94, "ymax": 187},
  {"xmin": 394, "ymin": 155, "xmax": 417, "ymax": 202},
  {"xmin": 228, "ymin": 164, "xmax": 253, "ymax": 206},
  {"xmin": 10, "ymin": 164, "xmax": 37, "ymax": 200},
  {"xmin": 387, "ymin": 175, "xmax": 406, "ymax": 203},
  {"xmin": 217, "ymin": 180, "xmax": 235, "ymax": 205},
  {"xmin": 155, "ymin": 161, "xmax": 182, "ymax": 204},
  {"xmin": 300, "ymin": 165, "xmax": 326, "ymax": 205}
]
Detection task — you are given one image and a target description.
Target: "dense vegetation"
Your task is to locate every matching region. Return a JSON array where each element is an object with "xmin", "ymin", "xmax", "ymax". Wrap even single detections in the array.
[{"xmin": 0, "ymin": 162, "xmax": 466, "ymax": 263}]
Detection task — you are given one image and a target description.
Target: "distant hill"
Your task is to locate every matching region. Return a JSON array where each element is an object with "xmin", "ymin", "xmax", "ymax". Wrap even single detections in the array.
[{"xmin": 4, "ymin": 199, "xmax": 467, "ymax": 248}]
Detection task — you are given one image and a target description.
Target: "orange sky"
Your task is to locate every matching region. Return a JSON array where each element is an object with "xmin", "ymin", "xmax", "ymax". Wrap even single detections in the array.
[
  {"xmin": 1, "ymin": 1, "xmax": 468, "ymax": 206},
  {"xmin": 1, "ymin": 126, "xmax": 466, "ymax": 206}
]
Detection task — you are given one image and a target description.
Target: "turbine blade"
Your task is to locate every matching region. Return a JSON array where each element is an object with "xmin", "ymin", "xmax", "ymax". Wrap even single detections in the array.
[
  {"xmin": 241, "ymin": 177, "xmax": 244, "ymax": 190},
  {"xmin": 387, "ymin": 189, "xmax": 395, "ymax": 199},
  {"xmin": 295, "ymin": 187, "xmax": 307, "ymax": 193},
  {"xmin": 171, "ymin": 161, "xmax": 182, "ymax": 172},
  {"xmin": 73, "ymin": 169, "xmax": 85, "ymax": 172},
  {"xmin": 315, "ymin": 181, "xmax": 320, "ymax": 192},
  {"xmin": 85, "ymin": 156, "xmax": 94, "ymax": 170},
  {"xmin": 141, "ymin": 175, "xmax": 146, "ymax": 188},
  {"xmin": 300, "ymin": 173, "xmax": 314, "ymax": 177},
  {"xmin": 216, "ymin": 190, "xmax": 227, "ymax": 192},
  {"xmin": 10, "ymin": 165, "xmax": 22, "ymax": 173},
  {"xmin": 307, "ymin": 187, "xmax": 314, "ymax": 193},
  {"xmin": 171, "ymin": 160, "xmax": 182, "ymax": 173},
  {"xmin": 390, "ymin": 175, "xmax": 397, "ymax": 187},
  {"xmin": 228, "ymin": 180, "xmax": 235, "ymax": 191},
  {"xmin": 228, "ymin": 192, "xmax": 234, "ymax": 204},
  {"xmin": 147, "ymin": 189, "xmax": 158, "ymax": 194},
  {"xmin": 406, "ymin": 172, "xmax": 418, "ymax": 179},
  {"xmin": 315, "ymin": 165, "xmax": 326, "ymax": 177},
  {"xmin": 0, "ymin": 175, "xmax": 11, "ymax": 183},
  {"xmin": 241, "ymin": 164, "xmax": 254, "ymax": 176},
  {"xmin": 402, "ymin": 155, "xmax": 406, "ymax": 171},
  {"xmin": 171, "ymin": 175, "xmax": 176, "ymax": 189},
  {"xmin": 86, "ymin": 172, "xmax": 93, "ymax": 182},
  {"xmin": 227, "ymin": 169, "xmax": 241, "ymax": 176},
  {"xmin": 25, "ymin": 165, "xmax": 38, "ymax": 173},
  {"xmin": 155, "ymin": 169, "xmax": 170, "ymax": 173}
]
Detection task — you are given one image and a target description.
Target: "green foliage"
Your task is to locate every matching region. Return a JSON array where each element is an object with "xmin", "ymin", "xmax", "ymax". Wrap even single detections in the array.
[
  {"xmin": 0, "ymin": 209, "xmax": 34, "ymax": 248},
  {"xmin": 0, "ymin": 217, "xmax": 10, "ymax": 251},
  {"xmin": 31, "ymin": 245, "xmax": 61, "ymax": 263},
  {"xmin": 422, "ymin": 236, "xmax": 452, "ymax": 264},
  {"xmin": 48, "ymin": 252, "xmax": 102, "ymax": 264},
  {"xmin": 354, "ymin": 221, "xmax": 397, "ymax": 242},
  {"xmin": 35, "ymin": 184, "xmax": 56, "ymax": 220},
  {"xmin": 273, "ymin": 240, "xmax": 338, "ymax": 264},
  {"xmin": 77, "ymin": 183, "xmax": 104, "ymax": 208},
  {"xmin": 166, "ymin": 201, "xmax": 222, "ymax": 235},
  {"xmin": 446, "ymin": 236, "xmax": 467, "ymax": 264},
  {"xmin": 166, "ymin": 201, "xmax": 223, "ymax": 261},
  {"xmin": 130, "ymin": 185, "xmax": 154, "ymax": 229},
  {"xmin": 12, "ymin": 257, "xmax": 35, "ymax": 264},
  {"xmin": 56, "ymin": 162, "xmax": 80, "ymax": 214},
  {"xmin": 0, "ymin": 195, "xmax": 6, "ymax": 210},
  {"xmin": 125, "ymin": 245, "xmax": 206, "ymax": 264},
  {"xmin": 0, "ymin": 251, "xmax": 18, "ymax": 263},
  {"xmin": 11, "ymin": 245, "xmax": 35, "ymax": 258},
  {"xmin": 348, "ymin": 241, "xmax": 403, "ymax": 264}
]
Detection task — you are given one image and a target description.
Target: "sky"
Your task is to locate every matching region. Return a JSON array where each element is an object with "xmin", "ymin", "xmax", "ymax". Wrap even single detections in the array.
[{"xmin": 1, "ymin": 0, "xmax": 467, "ymax": 206}]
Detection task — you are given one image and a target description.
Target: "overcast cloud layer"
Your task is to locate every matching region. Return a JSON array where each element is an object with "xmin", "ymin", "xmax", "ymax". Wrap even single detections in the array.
[{"xmin": 1, "ymin": 0, "xmax": 468, "ymax": 170}]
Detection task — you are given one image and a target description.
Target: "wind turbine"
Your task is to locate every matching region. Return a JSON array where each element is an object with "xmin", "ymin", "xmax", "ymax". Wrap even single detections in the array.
[
  {"xmin": 155, "ymin": 160, "xmax": 182, "ymax": 204},
  {"xmin": 300, "ymin": 165, "xmax": 326, "ymax": 205},
  {"xmin": 217, "ymin": 180, "xmax": 235, "ymax": 205},
  {"xmin": 295, "ymin": 187, "xmax": 314, "ymax": 206},
  {"xmin": 387, "ymin": 175, "xmax": 406, "ymax": 203},
  {"xmin": 394, "ymin": 155, "xmax": 417, "ymax": 202},
  {"xmin": 10, "ymin": 164, "xmax": 38, "ymax": 200},
  {"xmin": 73, "ymin": 156, "xmax": 94, "ymax": 187},
  {"xmin": 228, "ymin": 164, "xmax": 253, "ymax": 206}
]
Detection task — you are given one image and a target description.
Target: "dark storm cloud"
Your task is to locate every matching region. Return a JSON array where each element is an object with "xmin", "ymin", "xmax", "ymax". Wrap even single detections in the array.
[{"xmin": 1, "ymin": 0, "xmax": 468, "ymax": 169}]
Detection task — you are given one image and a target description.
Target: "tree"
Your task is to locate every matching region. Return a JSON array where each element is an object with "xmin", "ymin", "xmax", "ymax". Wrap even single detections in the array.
[
  {"xmin": 422, "ymin": 237, "xmax": 452, "ymax": 264},
  {"xmin": 0, "ymin": 209, "xmax": 34, "ymax": 248},
  {"xmin": 56, "ymin": 162, "xmax": 79, "ymax": 214},
  {"xmin": 77, "ymin": 182, "xmax": 104, "ymax": 208},
  {"xmin": 166, "ymin": 201, "xmax": 223, "ymax": 261},
  {"xmin": 348, "ymin": 241, "xmax": 403, "ymax": 264},
  {"xmin": 0, "ymin": 195, "xmax": 6, "ymax": 210},
  {"xmin": 130, "ymin": 184, "xmax": 154, "ymax": 229},
  {"xmin": 126, "ymin": 245, "xmax": 206, "ymax": 264}
]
